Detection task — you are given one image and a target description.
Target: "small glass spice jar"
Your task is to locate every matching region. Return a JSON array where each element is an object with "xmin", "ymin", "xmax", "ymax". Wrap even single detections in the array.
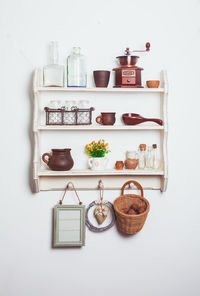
[{"xmin": 124, "ymin": 151, "xmax": 138, "ymax": 169}]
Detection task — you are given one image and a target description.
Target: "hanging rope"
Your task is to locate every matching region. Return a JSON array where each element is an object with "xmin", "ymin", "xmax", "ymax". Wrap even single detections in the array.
[{"xmin": 59, "ymin": 182, "xmax": 82, "ymax": 205}]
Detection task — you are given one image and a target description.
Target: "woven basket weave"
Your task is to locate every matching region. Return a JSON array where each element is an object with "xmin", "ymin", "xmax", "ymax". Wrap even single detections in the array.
[{"xmin": 113, "ymin": 180, "xmax": 150, "ymax": 235}]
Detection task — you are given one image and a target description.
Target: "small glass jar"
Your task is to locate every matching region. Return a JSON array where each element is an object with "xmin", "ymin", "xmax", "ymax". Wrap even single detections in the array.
[{"xmin": 67, "ymin": 47, "xmax": 87, "ymax": 87}]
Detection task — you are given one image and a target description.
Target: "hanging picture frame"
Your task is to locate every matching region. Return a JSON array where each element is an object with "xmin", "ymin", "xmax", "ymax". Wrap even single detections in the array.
[{"xmin": 53, "ymin": 182, "xmax": 85, "ymax": 247}]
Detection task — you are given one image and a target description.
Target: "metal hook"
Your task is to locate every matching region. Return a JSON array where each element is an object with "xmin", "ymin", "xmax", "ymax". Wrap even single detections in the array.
[
  {"xmin": 98, "ymin": 180, "xmax": 104, "ymax": 189},
  {"xmin": 129, "ymin": 183, "xmax": 134, "ymax": 189},
  {"xmin": 67, "ymin": 182, "xmax": 73, "ymax": 190}
]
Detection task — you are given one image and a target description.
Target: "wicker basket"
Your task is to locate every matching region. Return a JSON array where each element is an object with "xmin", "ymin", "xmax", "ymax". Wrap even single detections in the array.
[{"xmin": 113, "ymin": 180, "xmax": 150, "ymax": 235}]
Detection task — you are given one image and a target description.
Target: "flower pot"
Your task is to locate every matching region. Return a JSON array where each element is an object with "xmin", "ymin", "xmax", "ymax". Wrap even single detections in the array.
[{"xmin": 88, "ymin": 157, "xmax": 109, "ymax": 170}]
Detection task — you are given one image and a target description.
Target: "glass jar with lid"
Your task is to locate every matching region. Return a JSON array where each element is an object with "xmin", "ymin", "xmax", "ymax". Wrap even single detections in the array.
[{"xmin": 67, "ymin": 47, "xmax": 87, "ymax": 87}]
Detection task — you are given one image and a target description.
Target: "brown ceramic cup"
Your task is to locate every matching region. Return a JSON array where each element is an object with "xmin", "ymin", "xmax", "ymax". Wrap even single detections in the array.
[
  {"xmin": 115, "ymin": 161, "xmax": 124, "ymax": 170},
  {"xmin": 96, "ymin": 112, "xmax": 116, "ymax": 125},
  {"xmin": 93, "ymin": 70, "xmax": 110, "ymax": 87}
]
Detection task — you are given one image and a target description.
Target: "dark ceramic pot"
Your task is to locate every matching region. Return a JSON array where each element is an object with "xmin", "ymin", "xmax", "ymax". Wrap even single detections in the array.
[
  {"xmin": 96, "ymin": 112, "xmax": 116, "ymax": 125},
  {"xmin": 93, "ymin": 70, "xmax": 110, "ymax": 87},
  {"xmin": 42, "ymin": 149, "xmax": 74, "ymax": 171}
]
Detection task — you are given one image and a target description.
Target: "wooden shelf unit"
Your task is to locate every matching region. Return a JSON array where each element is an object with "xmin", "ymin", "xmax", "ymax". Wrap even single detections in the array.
[{"xmin": 32, "ymin": 68, "xmax": 168, "ymax": 192}]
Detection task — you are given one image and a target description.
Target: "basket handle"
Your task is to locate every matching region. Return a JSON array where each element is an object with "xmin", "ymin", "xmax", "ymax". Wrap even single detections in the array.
[{"xmin": 121, "ymin": 180, "xmax": 144, "ymax": 197}]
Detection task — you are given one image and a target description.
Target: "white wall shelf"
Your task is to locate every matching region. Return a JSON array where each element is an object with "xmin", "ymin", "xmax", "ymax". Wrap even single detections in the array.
[
  {"xmin": 38, "ymin": 125, "xmax": 164, "ymax": 131},
  {"xmin": 32, "ymin": 68, "xmax": 168, "ymax": 193},
  {"xmin": 36, "ymin": 87, "xmax": 165, "ymax": 93},
  {"xmin": 38, "ymin": 169, "xmax": 164, "ymax": 176}
]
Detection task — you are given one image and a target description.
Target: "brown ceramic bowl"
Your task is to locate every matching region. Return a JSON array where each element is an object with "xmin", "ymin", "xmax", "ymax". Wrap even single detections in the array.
[
  {"xmin": 116, "ymin": 55, "xmax": 139, "ymax": 67},
  {"xmin": 146, "ymin": 80, "xmax": 160, "ymax": 88}
]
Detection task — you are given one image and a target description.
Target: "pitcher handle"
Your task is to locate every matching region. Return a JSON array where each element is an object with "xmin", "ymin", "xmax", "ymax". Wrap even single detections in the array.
[
  {"xmin": 96, "ymin": 116, "xmax": 102, "ymax": 125},
  {"xmin": 42, "ymin": 153, "xmax": 51, "ymax": 165},
  {"xmin": 88, "ymin": 158, "xmax": 93, "ymax": 168}
]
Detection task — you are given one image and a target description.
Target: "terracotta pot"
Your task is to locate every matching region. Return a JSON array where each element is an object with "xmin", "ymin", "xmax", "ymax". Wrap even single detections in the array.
[
  {"xmin": 124, "ymin": 158, "xmax": 138, "ymax": 169},
  {"xmin": 42, "ymin": 149, "xmax": 74, "ymax": 171},
  {"xmin": 93, "ymin": 70, "xmax": 110, "ymax": 87},
  {"xmin": 115, "ymin": 161, "xmax": 124, "ymax": 170},
  {"xmin": 96, "ymin": 112, "xmax": 116, "ymax": 125},
  {"xmin": 146, "ymin": 80, "xmax": 160, "ymax": 88}
]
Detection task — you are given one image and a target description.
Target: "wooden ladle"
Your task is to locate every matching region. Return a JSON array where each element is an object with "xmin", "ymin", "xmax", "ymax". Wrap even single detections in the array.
[{"xmin": 122, "ymin": 113, "xmax": 163, "ymax": 126}]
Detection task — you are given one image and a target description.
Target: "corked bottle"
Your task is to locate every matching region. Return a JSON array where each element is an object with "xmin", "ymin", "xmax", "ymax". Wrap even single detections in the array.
[
  {"xmin": 138, "ymin": 144, "xmax": 146, "ymax": 169},
  {"xmin": 146, "ymin": 145, "xmax": 153, "ymax": 168},
  {"xmin": 152, "ymin": 144, "xmax": 160, "ymax": 169}
]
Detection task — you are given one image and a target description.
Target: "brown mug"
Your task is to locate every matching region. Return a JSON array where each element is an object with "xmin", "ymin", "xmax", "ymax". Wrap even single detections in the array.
[
  {"xmin": 96, "ymin": 112, "xmax": 116, "ymax": 125},
  {"xmin": 42, "ymin": 148, "xmax": 74, "ymax": 171},
  {"xmin": 115, "ymin": 161, "xmax": 124, "ymax": 170},
  {"xmin": 93, "ymin": 70, "xmax": 110, "ymax": 87}
]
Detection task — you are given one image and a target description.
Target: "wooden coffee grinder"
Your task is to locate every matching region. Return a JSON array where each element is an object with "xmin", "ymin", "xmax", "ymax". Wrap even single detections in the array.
[{"xmin": 113, "ymin": 43, "xmax": 150, "ymax": 88}]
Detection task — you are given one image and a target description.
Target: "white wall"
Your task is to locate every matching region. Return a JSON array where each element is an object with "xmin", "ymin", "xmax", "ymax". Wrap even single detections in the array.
[{"xmin": 0, "ymin": 0, "xmax": 200, "ymax": 295}]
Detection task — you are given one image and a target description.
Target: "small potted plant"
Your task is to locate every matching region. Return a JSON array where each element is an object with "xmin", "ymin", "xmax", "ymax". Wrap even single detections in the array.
[{"xmin": 85, "ymin": 139, "xmax": 110, "ymax": 170}]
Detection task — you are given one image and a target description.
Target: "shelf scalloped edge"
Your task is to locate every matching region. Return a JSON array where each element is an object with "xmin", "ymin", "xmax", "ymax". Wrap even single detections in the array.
[
  {"xmin": 35, "ymin": 87, "xmax": 165, "ymax": 93},
  {"xmin": 38, "ymin": 125, "xmax": 164, "ymax": 131},
  {"xmin": 38, "ymin": 169, "xmax": 164, "ymax": 177}
]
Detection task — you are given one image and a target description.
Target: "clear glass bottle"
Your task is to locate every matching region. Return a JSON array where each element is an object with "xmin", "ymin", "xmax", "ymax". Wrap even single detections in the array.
[
  {"xmin": 138, "ymin": 144, "xmax": 146, "ymax": 169},
  {"xmin": 43, "ymin": 41, "xmax": 64, "ymax": 87},
  {"xmin": 146, "ymin": 145, "xmax": 153, "ymax": 168},
  {"xmin": 67, "ymin": 47, "xmax": 87, "ymax": 87},
  {"xmin": 152, "ymin": 144, "xmax": 160, "ymax": 169}
]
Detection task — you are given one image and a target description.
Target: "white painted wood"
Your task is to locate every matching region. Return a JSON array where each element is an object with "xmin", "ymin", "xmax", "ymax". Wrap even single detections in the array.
[
  {"xmin": 32, "ymin": 69, "xmax": 168, "ymax": 192},
  {"xmin": 38, "ymin": 169, "xmax": 164, "ymax": 176},
  {"xmin": 160, "ymin": 70, "xmax": 168, "ymax": 192},
  {"xmin": 39, "ymin": 175, "xmax": 162, "ymax": 191},
  {"xmin": 38, "ymin": 125, "xmax": 164, "ymax": 131},
  {"xmin": 36, "ymin": 86, "xmax": 165, "ymax": 93}
]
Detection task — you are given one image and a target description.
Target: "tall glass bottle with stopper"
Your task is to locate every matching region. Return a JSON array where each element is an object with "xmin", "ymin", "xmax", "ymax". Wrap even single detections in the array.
[
  {"xmin": 146, "ymin": 145, "xmax": 153, "ymax": 168},
  {"xmin": 138, "ymin": 144, "xmax": 146, "ymax": 169},
  {"xmin": 152, "ymin": 144, "xmax": 160, "ymax": 169},
  {"xmin": 43, "ymin": 41, "xmax": 64, "ymax": 87},
  {"xmin": 67, "ymin": 47, "xmax": 87, "ymax": 87}
]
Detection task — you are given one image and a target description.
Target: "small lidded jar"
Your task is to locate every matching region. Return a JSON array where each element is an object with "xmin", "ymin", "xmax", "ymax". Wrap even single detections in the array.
[{"xmin": 124, "ymin": 150, "xmax": 138, "ymax": 169}]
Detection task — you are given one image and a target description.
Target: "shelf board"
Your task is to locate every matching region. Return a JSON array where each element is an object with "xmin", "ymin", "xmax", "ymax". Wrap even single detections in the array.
[
  {"xmin": 38, "ymin": 169, "xmax": 164, "ymax": 177},
  {"xmin": 36, "ymin": 87, "xmax": 165, "ymax": 93},
  {"xmin": 38, "ymin": 125, "xmax": 164, "ymax": 131}
]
